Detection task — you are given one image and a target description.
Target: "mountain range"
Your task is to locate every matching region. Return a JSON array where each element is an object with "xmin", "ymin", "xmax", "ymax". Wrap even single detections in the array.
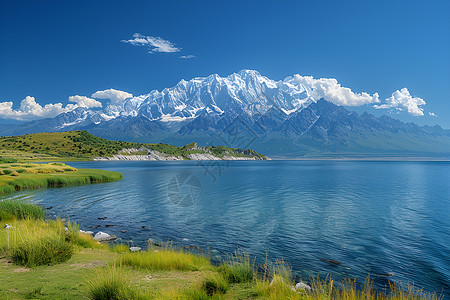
[{"xmin": 1, "ymin": 70, "xmax": 449, "ymax": 158}]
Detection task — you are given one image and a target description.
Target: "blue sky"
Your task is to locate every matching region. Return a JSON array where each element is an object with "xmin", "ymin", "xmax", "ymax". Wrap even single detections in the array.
[{"xmin": 0, "ymin": 0, "xmax": 449, "ymax": 127}]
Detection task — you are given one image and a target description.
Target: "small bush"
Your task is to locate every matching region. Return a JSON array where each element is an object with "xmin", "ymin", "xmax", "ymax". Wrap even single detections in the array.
[
  {"xmin": 2, "ymin": 169, "xmax": 12, "ymax": 175},
  {"xmin": 16, "ymin": 168, "xmax": 27, "ymax": 173},
  {"xmin": 10, "ymin": 235, "xmax": 73, "ymax": 267},
  {"xmin": 202, "ymin": 273, "xmax": 229, "ymax": 296}
]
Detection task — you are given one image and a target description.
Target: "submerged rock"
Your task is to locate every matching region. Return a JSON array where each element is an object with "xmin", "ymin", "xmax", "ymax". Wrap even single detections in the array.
[
  {"xmin": 93, "ymin": 231, "xmax": 117, "ymax": 242},
  {"xmin": 320, "ymin": 258, "xmax": 340, "ymax": 265}
]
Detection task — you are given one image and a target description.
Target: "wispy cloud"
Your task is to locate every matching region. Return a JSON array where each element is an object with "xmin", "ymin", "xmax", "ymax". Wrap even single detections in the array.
[
  {"xmin": 429, "ymin": 112, "xmax": 437, "ymax": 117},
  {"xmin": 122, "ymin": 33, "xmax": 181, "ymax": 53},
  {"xmin": 374, "ymin": 88, "xmax": 425, "ymax": 116},
  {"xmin": 179, "ymin": 55, "xmax": 195, "ymax": 59}
]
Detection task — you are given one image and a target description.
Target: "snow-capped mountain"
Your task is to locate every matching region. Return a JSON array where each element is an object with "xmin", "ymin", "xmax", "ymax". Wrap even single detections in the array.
[
  {"xmin": 2, "ymin": 70, "xmax": 450, "ymax": 158},
  {"xmin": 57, "ymin": 69, "xmax": 316, "ymax": 127}
]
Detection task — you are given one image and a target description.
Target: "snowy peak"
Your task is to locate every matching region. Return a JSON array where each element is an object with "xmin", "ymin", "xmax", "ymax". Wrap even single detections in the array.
[{"xmin": 92, "ymin": 69, "xmax": 316, "ymax": 125}]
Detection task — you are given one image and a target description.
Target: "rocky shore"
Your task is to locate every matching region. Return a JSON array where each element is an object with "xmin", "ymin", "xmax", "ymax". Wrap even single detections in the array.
[{"xmin": 94, "ymin": 148, "xmax": 269, "ymax": 161}]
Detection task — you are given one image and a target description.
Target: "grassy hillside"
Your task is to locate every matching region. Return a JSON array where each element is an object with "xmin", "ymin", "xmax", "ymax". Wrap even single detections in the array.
[
  {"xmin": 0, "ymin": 159, "xmax": 122, "ymax": 195},
  {"xmin": 0, "ymin": 131, "xmax": 268, "ymax": 161},
  {"xmin": 0, "ymin": 200, "xmax": 439, "ymax": 299}
]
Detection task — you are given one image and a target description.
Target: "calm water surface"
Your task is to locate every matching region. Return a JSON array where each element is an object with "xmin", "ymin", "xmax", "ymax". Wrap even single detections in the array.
[{"xmin": 3, "ymin": 160, "xmax": 450, "ymax": 296}]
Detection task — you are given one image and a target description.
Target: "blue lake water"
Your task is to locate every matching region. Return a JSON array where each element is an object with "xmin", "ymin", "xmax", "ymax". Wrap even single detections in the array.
[{"xmin": 3, "ymin": 160, "xmax": 450, "ymax": 296}]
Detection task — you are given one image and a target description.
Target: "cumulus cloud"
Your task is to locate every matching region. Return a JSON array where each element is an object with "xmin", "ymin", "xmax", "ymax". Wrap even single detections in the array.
[
  {"xmin": 122, "ymin": 33, "xmax": 181, "ymax": 53},
  {"xmin": 287, "ymin": 75, "xmax": 380, "ymax": 106},
  {"xmin": 91, "ymin": 89, "xmax": 133, "ymax": 104},
  {"xmin": 374, "ymin": 88, "xmax": 425, "ymax": 116},
  {"xmin": 0, "ymin": 96, "xmax": 68, "ymax": 121},
  {"xmin": 68, "ymin": 95, "xmax": 102, "ymax": 108},
  {"xmin": 179, "ymin": 55, "xmax": 195, "ymax": 59},
  {"xmin": 0, "ymin": 95, "xmax": 104, "ymax": 121}
]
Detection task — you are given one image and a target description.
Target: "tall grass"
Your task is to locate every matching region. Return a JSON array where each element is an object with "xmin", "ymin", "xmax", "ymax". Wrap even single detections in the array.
[
  {"xmin": 0, "ymin": 168, "xmax": 122, "ymax": 195},
  {"xmin": 202, "ymin": 273, "xmax": 229, "ymax": 296},
  {"xmin": 0, "ymin": 199, "xmax": 44, "ymax": 220},
  {"xmin": 122, "ymin": 244, "xmax": 211, "ymax": 271},
  {"xmin": 253, "ymin": 259, "xmax": 441, "ymax": 300},
  {"xmin": 218, "ymin": 251, "xmax": 255, "ymax": 283},
  {"xmin": 87, "ymin": 264, "xmax": 144, "ymax": 300},
  {"xmin": 1, "ymin": 219, "xmax": 73, "ymax": 267}
]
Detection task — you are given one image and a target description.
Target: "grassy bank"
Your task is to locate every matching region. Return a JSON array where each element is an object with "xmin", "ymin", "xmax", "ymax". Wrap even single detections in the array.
[
  {"xmin": 0, "ymin": 201, "xmax": 441, "ymax": 299},
  {"xmin": 0, "ymin": 160, "xmax": 122, "ymax": 195}
]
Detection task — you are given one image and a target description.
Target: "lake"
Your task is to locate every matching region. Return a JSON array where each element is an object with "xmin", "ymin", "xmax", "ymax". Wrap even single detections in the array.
[{"xmin": 3, "ymin": 160, "xmax": 449, "ymax": 296}]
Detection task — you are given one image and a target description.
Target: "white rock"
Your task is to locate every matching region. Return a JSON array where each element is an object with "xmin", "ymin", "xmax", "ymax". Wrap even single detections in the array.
[
  {"xmin": 129, "ymin": 247, "xmax": 142, "ymax": 252},
  {"xmin": 93, "ymin": 231, "xmax": 117, "ymax": 242},
  {"xmin": 295, "ymin": 281, "xmax": 311, "ymax": 292},
  {"xmin": 79, "ymin": 230, "xmax": 94, "ymax": 235},
  {"xmin": 182, "ymin": 238, "xmax": 189, "ymax": 242}
]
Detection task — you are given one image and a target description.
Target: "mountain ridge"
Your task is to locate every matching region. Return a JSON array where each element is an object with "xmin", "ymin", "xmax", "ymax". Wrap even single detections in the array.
[{"xmin": 1, "ymin": 70, "xmax": 449, "ymax": 158}]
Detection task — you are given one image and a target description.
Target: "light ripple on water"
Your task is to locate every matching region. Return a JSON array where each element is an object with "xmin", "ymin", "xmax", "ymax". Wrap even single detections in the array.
[{"xmin": 1, "ymin": 160, "xmax": 449, "ymax": 296}]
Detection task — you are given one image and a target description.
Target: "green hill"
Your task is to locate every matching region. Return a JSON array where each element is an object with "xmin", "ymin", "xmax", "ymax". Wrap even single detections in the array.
[{"xmin": 0, "ymin": 131, "xmax": 267, "ymax": 161}]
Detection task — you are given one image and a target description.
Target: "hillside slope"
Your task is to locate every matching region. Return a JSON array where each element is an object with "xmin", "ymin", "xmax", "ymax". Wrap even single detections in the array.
[{"xmin": 0, "ymin": 131, "xmax": 268, "ymax": 161}]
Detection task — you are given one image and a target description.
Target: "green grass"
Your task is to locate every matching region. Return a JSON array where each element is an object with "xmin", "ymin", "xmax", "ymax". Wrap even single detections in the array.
[
  {"xmin": 202, "ymin": 273, "xmax": 229, "ymax": 295},
  {"xmin": 0, "ymin": 201, "xmax": 442, "ymax": 299},
  {"xmin": 0, "ymin": 162, "xmax": 122, "ymax": 195},
  {"xmin": 0, "ymin": 130, "xmax": 268, "ymax": 161},
  {"xmin": 218, "ymin": 252, "xmax": 255, "ymax": 284},
  {"xmin": 87, "ymin": 264, "xmax": 145, "ymax": 300},
  {"xmin": 0, "ymin": 199, "xmax": 45, "ymax": 220},
  {"xmin": 121, "ymin": 245, "xmax": 212, "ymax": 271}
]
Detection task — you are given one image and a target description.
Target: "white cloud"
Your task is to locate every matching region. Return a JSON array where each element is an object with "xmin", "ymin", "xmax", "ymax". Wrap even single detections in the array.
[
  {"xmin": 68, "ymin": 95, "xmax": 102, "ymax": 108},
  {"xmin": 0, "ymin": 96, "xmax": 67, "ymax": 121},
  {"xmin": 179, "ymin": 55, "xmax": 195, "ymax": 59},
  {"xmin": 374, "ymin": 88, "xmax": 425, "ymax": 116},
  {"xmin": 122, "ymin": 33, "xmax": 181, "ymax": 53},
  {"xmin": 0, "ymin": 95, "xmax": 104, "ymax": 121},
  {"xmin": 429, "ymin": 112, "xmax": 437, "ymax": 117},
  {"xmin": 287, "ymin": 75, "xmax": 380, "ymax": 106},
  {"xmin": 91, "ymin": 89, "xmax": 133, "ymax": 104}
]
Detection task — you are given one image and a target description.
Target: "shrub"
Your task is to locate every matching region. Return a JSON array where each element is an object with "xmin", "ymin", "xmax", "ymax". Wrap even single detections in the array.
[
  {"xmin": 2, "ymin": 169, "xmax": 12, "ymax": 175},
  {"xmin": 16, "ymin": 168, "xmax": 26, "ymax": 173}
]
